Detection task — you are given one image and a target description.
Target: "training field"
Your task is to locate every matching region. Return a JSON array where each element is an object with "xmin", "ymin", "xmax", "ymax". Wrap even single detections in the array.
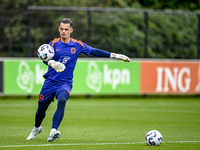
[{"xmin": 0, "ymin": 96, "xmax": 199, "ymax": 150}]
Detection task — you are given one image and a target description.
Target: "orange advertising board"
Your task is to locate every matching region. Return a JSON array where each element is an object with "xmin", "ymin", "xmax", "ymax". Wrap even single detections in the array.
[{"xmin": 141, "ymin": 60, "xmax": 200, "ymax": 94}]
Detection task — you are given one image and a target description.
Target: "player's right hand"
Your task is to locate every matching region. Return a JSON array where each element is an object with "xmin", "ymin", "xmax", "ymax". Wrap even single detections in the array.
[
  {"xmin": 48, "ymin": 60, "xmax": 66, "ymax": 72},
  {"xmin": 110, "ymin": 53, "xmax": 131, "ymax": 62}
]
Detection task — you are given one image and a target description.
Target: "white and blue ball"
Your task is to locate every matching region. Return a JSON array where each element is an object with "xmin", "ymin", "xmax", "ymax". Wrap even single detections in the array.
[
  {"xmin": 145, "ymin": 130, "xmax": 163, "ymax": 146},
  {"xmin": 37, "ymin": 44, "xmax": 55, "ymax": 61}
]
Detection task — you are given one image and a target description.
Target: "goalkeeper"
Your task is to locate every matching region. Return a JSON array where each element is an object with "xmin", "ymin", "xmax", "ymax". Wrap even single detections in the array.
[{"xmin": 27, "ymin": 18, "xmax": 131, "ymax": 142}]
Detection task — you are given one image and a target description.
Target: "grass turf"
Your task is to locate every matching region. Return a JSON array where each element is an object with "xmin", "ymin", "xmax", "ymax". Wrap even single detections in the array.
[{"xmin": 0, "ymin": 97, "xmax": 199, "ymax": 150}]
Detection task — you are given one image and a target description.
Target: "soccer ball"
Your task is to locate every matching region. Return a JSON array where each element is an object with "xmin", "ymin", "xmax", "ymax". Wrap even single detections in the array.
[
  {"xmin": 145, "ymin": 130, "xmax": 163, "ymax": 146},
  {"xmin": 37, "ymin": 44, "xmax": 55, "ymax": 61}
]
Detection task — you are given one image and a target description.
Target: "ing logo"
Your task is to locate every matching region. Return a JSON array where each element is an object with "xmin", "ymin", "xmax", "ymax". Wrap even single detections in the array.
[
  {"xmin": 71, "ymin": 48, "xmax": 76, "ymax": 54},
  {"xmin": 195, "ymin": 63, "xmax": 200, "ymax": 92}
]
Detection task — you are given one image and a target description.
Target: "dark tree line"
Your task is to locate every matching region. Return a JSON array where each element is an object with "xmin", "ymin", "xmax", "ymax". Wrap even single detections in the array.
[{"xmin": 0, "ymin": 0, "xmax": 199, "ymax": 58}]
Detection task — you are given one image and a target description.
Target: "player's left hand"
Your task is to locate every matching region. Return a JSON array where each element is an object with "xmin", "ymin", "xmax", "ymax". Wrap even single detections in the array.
[
  {"xmin": 110, "ymin": 53, "xmax": 131, "ymax": 62},
  {"xmin": 48, "ymin": 60, "xmax": 66, "ymax": 72},
  {"xmin": 53, "ymin": 62, "xmax": 66, "ymax": 72}
]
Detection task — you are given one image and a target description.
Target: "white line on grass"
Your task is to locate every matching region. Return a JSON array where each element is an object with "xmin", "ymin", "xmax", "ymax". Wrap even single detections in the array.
[{"xmin": 0, "ymin": 141, "xmax": 200, "ymax": 148}]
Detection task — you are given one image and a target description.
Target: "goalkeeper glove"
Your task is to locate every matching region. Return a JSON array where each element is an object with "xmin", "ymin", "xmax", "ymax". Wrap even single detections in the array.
[
  {"xmin": 110, "ymin": 53, "xmax": 131, "ymax": 62},
  {"xmin": 48, "ymin": 60, "xmax": 66, "ymax": 72}
]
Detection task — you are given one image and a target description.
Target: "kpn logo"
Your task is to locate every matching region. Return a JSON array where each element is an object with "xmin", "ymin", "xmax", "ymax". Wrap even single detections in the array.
[
  {"xmin": 16, "ymin": 61, "xmax": 47, "ymax": 93},
  {"xmin": 16, "ymin": 61, "xmax": 34, "ymax": 93},
  {"xmin": 86, "ymin": 61, "xmax": 130, "ymax": 92}
]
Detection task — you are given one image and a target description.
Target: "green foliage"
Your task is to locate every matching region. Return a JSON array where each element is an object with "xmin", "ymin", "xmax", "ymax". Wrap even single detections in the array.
[
  {"xmin": 138, "ymin": 0, "xmax": 200, "ymax": 10},
  {"xmin": 0, "ymin": 0, "xmax": 199, "ymax": 58},
  {"xmin": 147, "ymin": 14, "xmax": 197, "ymax": 58},
  {"xmin": 90, "ymin": 12, "xmax": 145, "ymax": 57}
]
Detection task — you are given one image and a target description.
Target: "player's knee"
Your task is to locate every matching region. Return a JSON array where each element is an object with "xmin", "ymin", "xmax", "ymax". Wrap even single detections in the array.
[
  {"xmin": 57, "ymin": 90, "xmax": 70, "ymax": 105},
  {"xmin": 58, "ymin": 97, "xmax": 67, "ymax": 107}
]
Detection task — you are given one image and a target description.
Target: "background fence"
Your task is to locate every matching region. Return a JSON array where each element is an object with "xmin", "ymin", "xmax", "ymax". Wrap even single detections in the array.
[{"xmin": 0, "ymin": 6, "xmax": 200, "ymax": 59}]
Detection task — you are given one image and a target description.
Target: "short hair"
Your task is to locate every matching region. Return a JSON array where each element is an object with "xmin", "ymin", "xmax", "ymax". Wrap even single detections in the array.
[{"xmin": 60, "ymin": 18, "xmax": 73, "ymax": 27}]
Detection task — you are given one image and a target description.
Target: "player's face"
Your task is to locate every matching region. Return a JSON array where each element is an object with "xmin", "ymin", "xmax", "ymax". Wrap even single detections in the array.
[{"xmin": 58, "ymin": 23, "xmax": 73, "ymax": 42}]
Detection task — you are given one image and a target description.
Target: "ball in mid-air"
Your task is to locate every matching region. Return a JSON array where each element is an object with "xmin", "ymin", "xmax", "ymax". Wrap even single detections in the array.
[{"xmin": 37, "ymin": 44, "xmax": 55, "ymax": 61}]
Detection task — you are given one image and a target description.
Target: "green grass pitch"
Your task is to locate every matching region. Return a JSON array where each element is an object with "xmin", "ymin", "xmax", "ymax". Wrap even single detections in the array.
[{"xmin": 0, "ymin": 96, "xmax": 199, "ymax": 150}]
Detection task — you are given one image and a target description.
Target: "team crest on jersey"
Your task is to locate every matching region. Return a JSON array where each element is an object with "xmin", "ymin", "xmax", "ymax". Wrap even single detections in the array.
[{"xmin": 71, "ymin": 47, "xmax": 76, "ymax": 54}]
